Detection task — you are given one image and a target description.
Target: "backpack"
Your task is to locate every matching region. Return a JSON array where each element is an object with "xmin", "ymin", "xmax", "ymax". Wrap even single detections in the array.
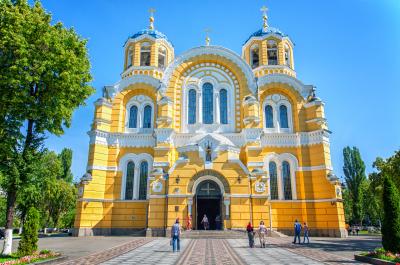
[
  {"xmin": 295, "ymin": 223, "xmax": 301, "ymax": 233},
  {"xmin": 172, "ymin": 224, "xmax": 179, "ymax": 236}
]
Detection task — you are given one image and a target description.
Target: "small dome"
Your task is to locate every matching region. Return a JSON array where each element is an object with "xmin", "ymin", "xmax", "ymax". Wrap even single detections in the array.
[{"xmin": 244, "ymin": 27, "xmax": 287, "ymax": 45}]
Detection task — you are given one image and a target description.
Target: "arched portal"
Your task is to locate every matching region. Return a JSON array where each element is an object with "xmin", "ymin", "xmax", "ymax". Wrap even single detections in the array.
[{"xmin": 195, "ymin": 180, "xmax": 222, "ymax": 230}]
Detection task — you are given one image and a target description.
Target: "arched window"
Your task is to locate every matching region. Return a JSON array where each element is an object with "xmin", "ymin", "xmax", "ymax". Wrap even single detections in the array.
[
  {"xmin": 279, "ymin": 105, "xmax": 289, "ymax": 128},
  {"xmin": 128, "ymin": 105, "xmax": 138, "ymax": 128},
  {"xmin": 140, "ymin": 42, "xmax": 151, "ymax": 66},
  {"xmin": 188, "ymin": 89, "xmax": 196, "ymax": 124},
  {"xmin": 269, "ymin": 161, "xmax": 278, "ymax": 200},
  {"xmin": 265, "ymin": 105, "xmax": 274, "ymax": 128},
  {"xmin": 143, "ymin": 105, "xmax": 152, "ymax": 128},
  {"xmin": 219, "ymin": 89, "xmax": 228, "ymax": 124},
  {"xmin": 284, "ymin": 44, "xmax": 291, "ymax": 67},
  {"xmin": 127, "ymin": 48, "xmax": 133, "ymax": 68},
  {"xmin": 282, "ymin": 161, "xmax": 292, "ymax": 200},
  {"xmin": 202, "ymin": 83, "xmax": 213, "ymax": 124},
  {"xmin": 125, "ymin": 162, "xmax": 135, "ymax": 200},
  {"xmin": 158, "ymin": 46, "xmax": 166, "ymax": 69},
  {"xmin": 267, "ymin": 40, "xmax": 278, "ymax": 65},
  {"xmin": 250, "ymin": 45, "xmax": 259, "ymax": 69},
  {"xmin": 139, "ymin": 161, "xmax": 148, "ymax": 200}
]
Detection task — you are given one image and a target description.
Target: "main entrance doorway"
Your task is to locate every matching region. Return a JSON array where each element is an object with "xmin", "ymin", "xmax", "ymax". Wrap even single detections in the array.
[{"xmin": 195, "ymin": 180, "xmax": 222, "ymax": 230}]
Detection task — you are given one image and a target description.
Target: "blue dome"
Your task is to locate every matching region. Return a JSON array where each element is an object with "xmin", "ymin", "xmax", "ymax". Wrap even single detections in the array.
[
  {"xmin": 244, "ymin": 27, "xmax": 287, "ymax": 45},
  {"xmin": 129, "ymin": 29, "xmax": 172, "ymax": 46}
]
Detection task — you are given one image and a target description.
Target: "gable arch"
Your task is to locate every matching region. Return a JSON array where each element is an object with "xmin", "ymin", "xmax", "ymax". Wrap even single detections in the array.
[
  {"xmin": 161, "ymin": 46, "xmax": 257, "ymax": 95},
  {"xmin": 258, "ymin": 74, "xmax": 312, "ymax": 99},
  {"xmin": 187, "ymin": 169, "xmax": 230, "ymax": 194}
]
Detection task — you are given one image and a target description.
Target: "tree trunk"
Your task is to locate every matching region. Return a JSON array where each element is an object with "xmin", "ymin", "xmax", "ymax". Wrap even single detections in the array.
[{"xmin": 2, "ymin": 190, "xmax": 17, "ymax": 255}]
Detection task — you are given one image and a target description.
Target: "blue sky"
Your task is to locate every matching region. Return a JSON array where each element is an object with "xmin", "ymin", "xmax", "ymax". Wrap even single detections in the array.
[{"xmin": 40, "ymin": 0, "xmax": 400, "ymax": 182}]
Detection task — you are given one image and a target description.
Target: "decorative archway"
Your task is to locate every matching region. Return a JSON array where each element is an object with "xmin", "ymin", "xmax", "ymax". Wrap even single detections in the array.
[
  {"xmin": 195, "ymin": 180, "xmax": 223, "ymax": 230},
  {"xmin": 187, "ymin": 169, "xmax": 230, "ymax": 194}
]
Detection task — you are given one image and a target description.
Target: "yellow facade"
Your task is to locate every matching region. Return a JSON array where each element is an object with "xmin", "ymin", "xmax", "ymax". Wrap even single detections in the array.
[{"xmin": 75, "ymin": 12, "xmax": 346, "ymax": 237}]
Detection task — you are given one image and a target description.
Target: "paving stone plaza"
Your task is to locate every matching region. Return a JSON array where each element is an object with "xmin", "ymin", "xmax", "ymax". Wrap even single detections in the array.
[{"xmin": 23, "ymin": 234, "xmax": 380, "ymax": 265}]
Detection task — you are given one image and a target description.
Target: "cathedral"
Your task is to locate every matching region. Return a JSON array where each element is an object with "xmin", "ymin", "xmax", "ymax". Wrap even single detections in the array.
[{"xmin": 74, "ymin": 7, "xmax": 346, "ymax": 237}]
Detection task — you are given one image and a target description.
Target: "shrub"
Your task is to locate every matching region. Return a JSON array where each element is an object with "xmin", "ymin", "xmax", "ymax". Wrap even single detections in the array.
[
  {"xmin": 382, "ymin": 177, "xmax": 400, "ymax": 253},
  {"xmin": 17, "ymin": 207, "xmax": 40, "ymax": 256}
]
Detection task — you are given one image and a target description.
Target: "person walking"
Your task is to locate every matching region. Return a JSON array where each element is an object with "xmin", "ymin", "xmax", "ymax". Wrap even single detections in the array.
[
  {"xmin": 201, "ymin": 214, "xmax": 209, "ymax": 230},
  {"xmin": 186, "ymin": 214, "xmax": 192, "ymax": 231},
  {"xmin": 171, "ymin": 218, "xmax": 181, "ymax": 252},
  {"xmin": 215, "ymin": 215, "xmax": 221, "ymax": 230},
  {"xmin": 293, "ymin": 219, "xmax": 302, "ymax": 244},
  {"xmin": 258, "ymin": 220, "xmax": 267, "ymax": 248},
  {"xmin": 303, "ymin": 222, "xmax": 310, "ymax": 244},
  {"xmin": 246, "ymin": 222, "xmax": 255, "ymax": 248}
]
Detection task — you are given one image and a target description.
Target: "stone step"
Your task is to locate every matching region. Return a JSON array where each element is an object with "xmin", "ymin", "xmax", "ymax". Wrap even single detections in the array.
[{"xmin": 180, "ymin": 229, "xmax": 284, "ymax": 239}]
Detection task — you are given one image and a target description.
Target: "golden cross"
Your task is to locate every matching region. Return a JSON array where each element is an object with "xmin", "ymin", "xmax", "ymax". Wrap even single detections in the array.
[
  {"xmin": 260, "ymin": 5, "xmax": 269, "ymax": 30},
  {"xmin": 149, "ymin": 8, "xmax": 156, "ymax": 17},
  {"xmin": 204, "ymin": 28, "xmax": 211, "ymax": 46},
  {"xmin": 148, "ymin": 8, "xmax": 156, "ymax": 30}
]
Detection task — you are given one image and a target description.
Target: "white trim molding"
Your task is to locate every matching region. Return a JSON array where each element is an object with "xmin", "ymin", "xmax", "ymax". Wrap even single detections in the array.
[
  {"xmin": 258, "ymin": 74, "xmax": 313, "ymax": 99},
  {"xmin": 104, "ymin": 75, "xmax": 161, "ymax": 99}
]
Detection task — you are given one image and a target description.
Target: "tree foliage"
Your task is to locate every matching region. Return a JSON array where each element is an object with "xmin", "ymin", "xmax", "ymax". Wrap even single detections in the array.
[
  {"xmin": 17, "ymin": 207, "xmax": 40, "ymax": 256},
  {"xmin": 343, "ymin": 146, "xmax": 366, "ymax": 224},
  {"xmin": 0, "ymin": 0, "xmax": 93, "ymax": 254},
  {"xmin": 381, "ymin": 177, "xmax": 400, "ymax": 253}
]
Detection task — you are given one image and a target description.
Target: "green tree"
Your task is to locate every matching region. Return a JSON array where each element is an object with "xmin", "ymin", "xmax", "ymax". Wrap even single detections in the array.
[
  {"xmin": 17, "ymin": 207, "xmax": 40, "ymax": 256},
  {"xmin": 381, "ymin": 177, "xmax": 400, "ymax": 253},
  {"xmin": 0, "ymin": 0, "xmax": 93, "ymax": 254},
  {"xmin": 373, "ymin": 150, "xmax": 400, "ymax": 189},
  {"xmin": 343, "ymin": 146, "xmax": 366, "ymax": 224},
  {"xmin": 58, "ymin": 148, "xmax": 73, "ymax": 183}
]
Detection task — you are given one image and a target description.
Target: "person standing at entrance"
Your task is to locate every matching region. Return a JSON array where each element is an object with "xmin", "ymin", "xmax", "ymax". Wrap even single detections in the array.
[
  {"xmin": 258, "ymin": 220, "xmax": 267, "ymax": 248},
  {"xmin": 246, "ymin": 222, "xmax": 255, "ymax": 248},
  {"xmin": 201, "ymin": 214, "xmax": 209, "ymax": 230},
  {"xmin": 303, "ymin": 222, "xmax": 310, "ymax": 243},
  {"xmin": 186, "ymin": 214, "xmax": 192, "ymax": 231},
  {"xmin": 171, "ymin": 218, "xmax": 181, "ymax": 252},
  {"xmin": 293, "ymin": 219, "xmax": 302, "ymax": 244},
  {"xmin": 215, "ymin": 215, "xmax": 221, "ymax": 230}
]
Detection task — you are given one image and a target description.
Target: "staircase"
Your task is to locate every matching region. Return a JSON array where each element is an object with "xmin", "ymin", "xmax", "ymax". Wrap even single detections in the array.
[{"xmin": 181, "ymin": 229, "xmax": 284, "ymax": 239}]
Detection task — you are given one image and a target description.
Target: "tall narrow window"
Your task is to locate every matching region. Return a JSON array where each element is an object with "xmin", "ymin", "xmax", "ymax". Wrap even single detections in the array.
[
  {"xmin": 279, "ymin": 105, "xmax": 289, "ymax": 128},
  {"xmin": 129, "ymin": 105, "xmax": 138, "ymax": 128},
  {"xmin": 219, "ymin": 89, "xmax": 228, "ymax": 124},
  {"xmin": 139, "ymin": 161, "xmax": 148, "ymax": 200},
  {"xmin": 284, "ymin": 44, "xmax": 291, "ymax": 67},
  {"xmin": 250, "ymin": 45, "xmax": 259, "ymax": 69},
  {"xmin": 267, "ymin": 40, "xmax": 278, "ymax": 65},
  {"xmin": 202, "ymin": 83, "xmax": 213, "ymax": 124},
  {"xmin": 265, "ymin": 105, "xmax": 274, "ymax": 128},
  {"xmin": 125, "ymin": 162, "xmax": 135, "ymax": 200},
  {"xmin": 143, "ymin": 105, "xmax": 152, "ymax": 128},
  {"xmin": 127, "ymin": 48, "xmax": 133, "ymax": 68},
  {"xmin": 282, "ymin": 161, "xmax": 292, "ymax": 200},
  {"xmin": 140, "ymin": 42, "xmax": 151, "ymax": 66},
  {"xmin": 188, "ymin": 89, "xmax": 196, "ymax": 124},
  {"xmin": 158, "ymin": 46, "xmax": 166, "ymax": 69},
  {"xmin": 269, "ymin": 161, "xmax": 278, "ymax": 200}
]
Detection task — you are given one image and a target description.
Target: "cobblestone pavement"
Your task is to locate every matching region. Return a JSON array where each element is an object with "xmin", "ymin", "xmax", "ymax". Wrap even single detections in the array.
[
  {"xmin": 176, "ymin": 239, "xmax": 244, "ymax": 265},
  {"xmin": 101, "ymin": 238, "xmax": 189, "ymax": 265},
  {"xmin": 58, "ymin": 238, "xmax": 153, "ymax": 265}
]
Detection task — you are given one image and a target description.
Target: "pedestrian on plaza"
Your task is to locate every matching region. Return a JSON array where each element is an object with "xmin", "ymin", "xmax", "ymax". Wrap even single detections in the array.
[
  {"xmin": 258, "ymin": 220, "xmax": 267, "ymax": 248},
  {"xmin": 171, "ymin": 218, "xmax": 181, "ymax": 252},
  {"xmin": 186, "ymin": 214, "xmax": 192, "ymax": 231},
  {"xmin": 246, "ymin": 222, "xmax": 255, "ymax": 248},
  {"xmin": 292, "ymin": 219, "xmax": 302, "ymax": 244},
  {"xmin": 356, "ymin": 225, "xmax": 360, "ymax": 235},
  {"xmin": 303, "ymin": 222, "xmax": 310, "ymax": 244},
  {"xmin": 201, "ymin": 214, "xmax": 209, "ymax": 230},
  {"xmin": 215, "ymin": 215, "xmax": 221, "ymax": 230}
]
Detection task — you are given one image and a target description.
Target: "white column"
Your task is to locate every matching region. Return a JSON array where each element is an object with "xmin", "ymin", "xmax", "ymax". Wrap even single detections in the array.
[
  {"xmin": 215, "ymin": 91, "xmax": 220, "ymax": 124},
  {"xmin": 188, "ymin": 198, "xmax": 193, "ymax": 215},
  {"xmin": 274, "ymin": 105, "xmax": 279, "ymax": 132},
  {"xmin": 277, "ymin": 164, "xmax": 284, "ymax": 200},
  {"xmin": 223, "ymin": 199, "xmax": 230, "ymax": 216},
  {"xmin": 198, "ymin": 91, "xmax": 202, "ymax": 124},
  {"xmin": 134, "ymin": 166, "xmax": 140, "ymax": 199},
  {"xmin": 291, "ymin": 164, "xmax": 297, "ymax": 200}
]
